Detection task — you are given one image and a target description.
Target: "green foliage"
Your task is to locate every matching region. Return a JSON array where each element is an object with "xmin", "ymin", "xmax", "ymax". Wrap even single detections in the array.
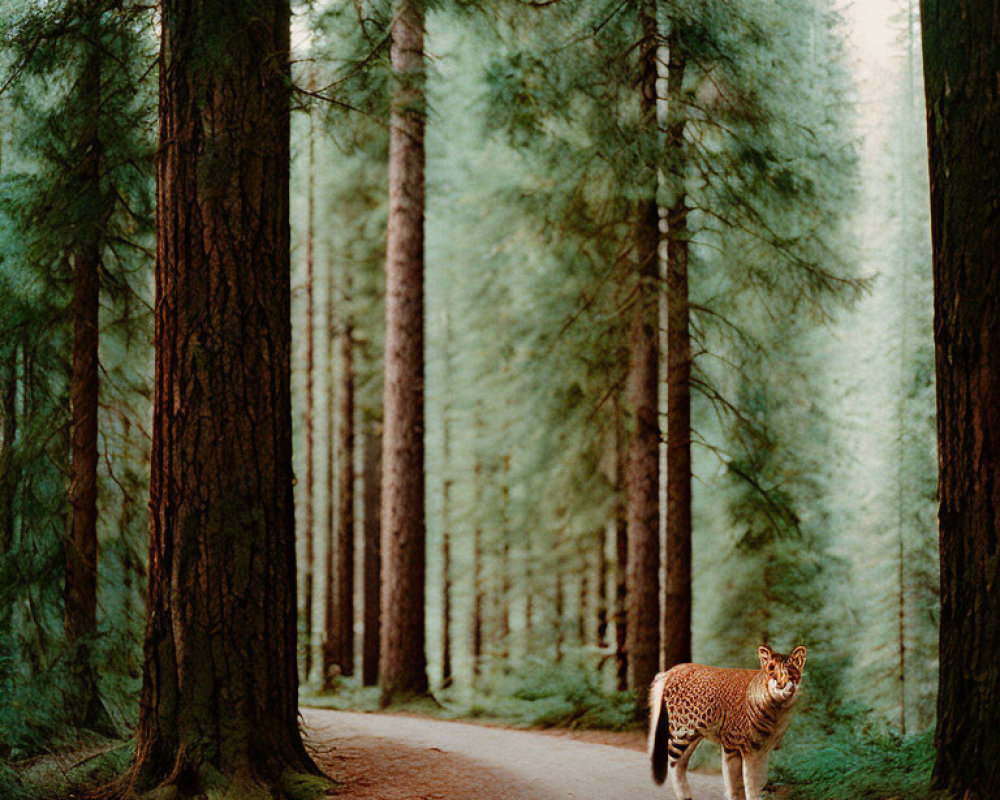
[
  {"xmin": 452, "ymin": 655, "xmax": 638, "ymax": 731},
  {"xmin": 0, "ymin": 0, "xmax": 155, "ymax": 767},
  {"xmin": 772, "ymin": 727, "xmax": 935, "ymax": 800}
]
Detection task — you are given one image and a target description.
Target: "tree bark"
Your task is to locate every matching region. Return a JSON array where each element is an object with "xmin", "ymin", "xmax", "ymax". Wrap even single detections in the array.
[
  {"xmin": 554, "ymin": 529, "xmax": 565, "ymax": 664},
  {"xmin": 440, "ymin": 488, "xmax": 452, "ymax": 688},
  {"xmin": 612, "ymin": 413, "xmax": 629, "ymax": 691},
  {"xmin": 322, "ymin": 255, "xmax": 336, "ymax": 688},
  {"xmin": 922, "ymin": 3, "xmax": 1000, "ymax": 798},
  {"xmin": 332, "ymin": 315, "xmax": 355, "ymax": 681},
  {"xmin": 625, "ymin": 0, "xmax": 661, "ymax": 696},
  {"xmin": 596, "ymin": 525, "xmax": 608, "ymax": 648},
  {"xmin": 361, "ymin": 425, "xmax": 381, "ymax": 687},
  {"xmin": 472, "ymin": 452, "xmax": 484, "ymax": 680},
  {"xmin": 662, "ymin": 26, "xmax": 692, "ymax": 672},
  {"xmin": 499, "ymin": 454, "xmax": 511, "ymax": 662},
  {"xmin": 380, "ymin": 0, "xmax": 429, "ymax": 705},
  {"xmin": 439, "ymin": 303, "xmax": 453, "ymax": 689},
  {"xmin": 129, "ymin": 0, "xmax": 320, "ymax": 791},
  {"xmin": 302, "ymin": 63, "xmax": 317, "ymax": 685},
  {"xmin": 65, "ymin": 39, "xmax": 113, "ymax": 736}
]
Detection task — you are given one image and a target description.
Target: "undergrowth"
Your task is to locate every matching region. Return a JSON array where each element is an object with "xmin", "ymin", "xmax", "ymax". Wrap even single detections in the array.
[
  {"xmin": 304, "ymin": 657, "xmax": 641, "ymax": 732},
  {"xmin": 772, "ymin": 727, "xmax": 935, "ymax": 800}
]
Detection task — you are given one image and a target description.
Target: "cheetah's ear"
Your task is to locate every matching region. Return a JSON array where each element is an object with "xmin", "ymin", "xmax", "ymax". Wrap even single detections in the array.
[
  {"xmin": 788, "ymin": 646, "xmax": 807, "ymax": 670},
  {"xmin": 758, "ymin": 645, "xmax": 773, "ymax": 669}
]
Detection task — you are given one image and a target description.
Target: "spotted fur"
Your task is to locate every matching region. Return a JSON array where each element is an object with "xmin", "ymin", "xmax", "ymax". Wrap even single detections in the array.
[{"xmin": 648, "ymin": 645, "xmax": 807, "ymax": 800}]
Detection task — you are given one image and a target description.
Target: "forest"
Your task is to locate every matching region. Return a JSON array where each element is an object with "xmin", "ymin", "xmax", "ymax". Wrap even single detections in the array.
[{"xmin": 0, "ymin": 0, "xmax": 997, "ymax": 799}]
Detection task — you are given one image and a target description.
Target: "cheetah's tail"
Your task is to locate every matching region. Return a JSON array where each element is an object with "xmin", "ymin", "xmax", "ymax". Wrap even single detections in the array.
[{"xmin": 648, "ymin": 672, "xmax": 670, "ymax": 785}]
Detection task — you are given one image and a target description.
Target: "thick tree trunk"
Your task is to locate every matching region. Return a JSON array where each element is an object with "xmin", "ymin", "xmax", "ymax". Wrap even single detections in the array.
[
  {"xmin": 922, "ymin": 3, "xmax": 1000, "ymax": 798},
  {"xmin": 625, "ymin": 0, "xmax": 661, "ymax": 695},
  {"xmin": 662, "ymin": 28, "xmax": 692, "ymax": 672},
  {"xmin": 302, "ymin": 65, "xmax": 317, "ymax": 685},
  {"xmin": 361, "ymin": 425, "xmax": 381, "ymax": 687},
  {"xmin": 380, "ymin": 0, "xmax": 429, "ymax": 705},
  {"xmin": 129, "ymin": 1, "xmax": 320, "ymax": 791},
  {"xmin": 332, "ymin": 317, "xmax": 355, "ymax": 681}
]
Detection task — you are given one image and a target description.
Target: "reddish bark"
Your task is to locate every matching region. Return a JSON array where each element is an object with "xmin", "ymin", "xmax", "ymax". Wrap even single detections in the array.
[
  {"xmin": 128, "ymin": 0, "xmax": 320, "ymax": 791},
  {"xmin": 362, "ymin": 425, "xmax": 382, "ymax": 687},
  {"xmin": 662, "ymin": 28, "xmax": 692, "ymax": 672},
  {"xmin": 625, "ymin": 0, "xmax": 661, "ymax": 695},
  {"xmin": 380, "ymin": 0, "xmax": 429, "ymax": 704}
]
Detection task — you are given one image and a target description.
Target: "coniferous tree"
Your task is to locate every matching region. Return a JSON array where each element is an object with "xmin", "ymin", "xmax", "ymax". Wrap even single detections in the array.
[
  {"xmin": 307, "ymin": 0, "xmax": 390, "ymax": 691},
  {"xmin": 921, "ymin": 1, "xmax": 1000, "ymax": 797},
  {"xmin": 380, "ymin": 0, "xmax": 429, "ymax": 704},
  {"xmin": 361, "ymin": 425, "xmax": 382, "ymax": 686},
  {"xmin": 128, "ymin": 0, "xmax": 322, "ymax": 791},
  {"xmin": 333, "ymin": 284, "xmax": 356, "ymax": 680},
  {"xmin": 302, "ymin": 62, "xmax": 318, "ymax": 686},
  {"xmin": 0, "ymin": 0, "xmax": 154, "ymax": 742}
]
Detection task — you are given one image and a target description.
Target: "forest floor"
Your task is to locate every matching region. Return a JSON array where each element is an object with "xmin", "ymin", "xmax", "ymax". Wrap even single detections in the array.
[{"xmin": 302, "ymin": 709, "xmax": 727, "ymax": 800}]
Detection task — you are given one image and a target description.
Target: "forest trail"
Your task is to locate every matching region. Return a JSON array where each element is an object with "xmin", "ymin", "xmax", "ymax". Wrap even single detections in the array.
[{"xmin": 303, "ymin": 708, "xmax": 726, "ymax": 800}]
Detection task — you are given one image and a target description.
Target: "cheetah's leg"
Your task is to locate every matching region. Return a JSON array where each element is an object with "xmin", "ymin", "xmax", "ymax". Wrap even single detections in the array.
[
  {"xmin": 741, "ymin": 751, "xmax": 770, "ymax": 800},
  {"xmin": 721, "ymin": 748, "xmax": 746, "ymax": 800},
  {"xmin": 668, "ymin": 735, "xmax": 701, "ymax": 800}
]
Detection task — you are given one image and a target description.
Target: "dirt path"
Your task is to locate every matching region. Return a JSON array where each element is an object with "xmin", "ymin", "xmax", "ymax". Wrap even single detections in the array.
[{"xmin": 303, "ymin": 708, "xmax": 726, "ymax": 800}]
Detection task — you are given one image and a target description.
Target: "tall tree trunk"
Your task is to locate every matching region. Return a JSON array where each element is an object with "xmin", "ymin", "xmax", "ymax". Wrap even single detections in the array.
[
  {"xmin": 440, "ymin": 307, "xmax": 453, "ymax": 689},
  {"xmin": 302, "ymin": 63, "xmax": 317, "ymax": 685},
  {"xmin": 524, "ymin": 523, "xmax": 534, "ymax": 651},
  {"xmin": 380, "ymin": 0, "xmax": 428, "ymax": 705},
  {"xmin": 361, "ymin": 425, "xmax": 381, "ymax": 687},
  {"xmin": 129, "ymin": 0, "xmax": 321, "ymax": 790},
  {"xmin": 596, "ymin": 525, "xmax": 608, "ymax": 648},
  {"xmin": 322, "ymin": 256, "xmax": 336, "ymax": 688},
  {"xmin": 499, "ymin": 454, "xmax": 511, "ymax": 662},
  {"xmin": 625, "ymin": 1, "xmax": 661, "ymax": 695},
  {"xmin": 614, "ymin": 416, "xmax": 629, "ymax": 692},
  {"xmin": 440, "ymin": 485, "xmax": 452, "ymax": 689},
  {"xmin": 922, "ymin": 3, "xmax": 1000, "ymax": 797},
  {"xmin": 332, "ymin": 313, "xmax": 355, "ymax": 681},
  {"xmin": 662, "ymin": 26, "xmax": 692, "ymax": 672},
  {"xmin": 577, "ymin": 564, "xmax": 589, "ymax": 646},
  {"xmin": 554, "ymin": 529, "xmax": 565, "ymax": 664},
  {"xmin": 65, "ymin": 41, "xmax": 112, "ymax": 735},
  {"xmin": 472, "ymin": 452, "xmax": 484, "ymax": 680}
]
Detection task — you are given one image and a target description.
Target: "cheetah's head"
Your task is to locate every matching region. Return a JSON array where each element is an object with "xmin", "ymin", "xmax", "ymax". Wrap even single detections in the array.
[{"xmin": 758, "ymin": 644, "xmax": 806, "ymax": 703}]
